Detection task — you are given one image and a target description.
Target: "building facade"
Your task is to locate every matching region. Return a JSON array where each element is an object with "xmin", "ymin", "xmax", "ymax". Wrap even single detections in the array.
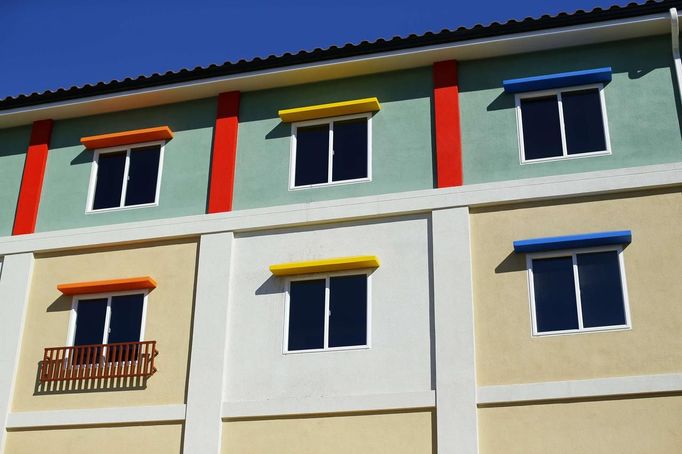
[{"xmin": 1, "ymin": 2, "xmax": 681, "ymax": 453}]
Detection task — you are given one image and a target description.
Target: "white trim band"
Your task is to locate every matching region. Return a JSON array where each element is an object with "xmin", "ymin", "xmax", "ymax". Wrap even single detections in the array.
[
  {"xmin": 5, "ymin": 404, "xmax": 186, "ymax": 429},
  {"xmin": 0, "ymin": 163, "xmax": 680, "ymax": 256},
  {"xmin": 221, "ymin": 391, "xmax": 436, "ymax": 419},
  {"xmin": 477, "ymin": 373, "xmax": 682, "ymax": 406}
]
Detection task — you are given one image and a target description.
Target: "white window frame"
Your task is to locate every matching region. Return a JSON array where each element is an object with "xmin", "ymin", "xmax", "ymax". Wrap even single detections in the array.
[
  {"xmin": 283, "ymin": 270, "xmax": 372, "ymax": 354},
  {"xmin": 85, "ymin": 140, "xmax": 165, "ymax": 213},
  {"xmin": 65, "ymin": 289, "xmax": 149, "ymax": 347},
  {"xmin": 526, "ymin": 245, "xmax": 631, "ymax": 337},
  {"xmin": 288, "ymin": 112, "xmax": 372, "ymax": 190},
  {"xmin": 515, "ymin": 83, "xmax": 612, "ymax": 165}
]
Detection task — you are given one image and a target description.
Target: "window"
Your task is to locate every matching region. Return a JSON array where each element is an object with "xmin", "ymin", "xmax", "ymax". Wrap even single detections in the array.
[
  {"xmin": 87, "ymin": 141, "xmax": 164, "ymax": 212},
  {"xmin": 284, "ymin": 273, "xmax": 370, "ymax": 352},
  {"xmin": 516, "ymin": 84, "xmax": 610, "ymax": 163},
  {"xmin": 290, "ymin": 113, "xmax": 371, "ymax": 189},
  {"xmin": 527, "ymin": 247, "xmax": 630, "ymax": 335},
  {"xmin": 68, "ymin": 292, "xmax": 147, "ymax": 351}
]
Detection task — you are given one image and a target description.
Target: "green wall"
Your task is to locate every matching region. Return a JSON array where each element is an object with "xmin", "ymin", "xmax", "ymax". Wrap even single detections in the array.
[
  {"xmin": 0, "ymin": 126, "xmax": 30, "ymax": 236},
  {"xmin": 35, "ymin": 98, "xmax": 215, "ymax": 232},
  {"xmin": 459, "ymin": 35, "xmax": 682, "ymax": 184},
  {"xmin": 231, "ymin": 67, "xmax": 435, "ymax": 210}
]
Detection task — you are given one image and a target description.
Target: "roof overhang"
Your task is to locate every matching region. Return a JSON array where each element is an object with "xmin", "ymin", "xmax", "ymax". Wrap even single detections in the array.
[{"xmin": 0, "ymin": 12, "xmax": 669, "ymax": 129}]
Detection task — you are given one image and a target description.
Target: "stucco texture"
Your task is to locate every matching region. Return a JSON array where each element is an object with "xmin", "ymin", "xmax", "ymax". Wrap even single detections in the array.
[
  {"xmin": 470, "ymin": 188, "xmax": 682, "ymax": 385},
  {"xmin": 221, "ymin": 410, "xmax": 434, "ymax": 454},
  {"xmin": 478, "ymin": 395, "xmax": 682, "ymax": 454},
  {"xmin": 460, "ymin": 36, "xmax": 682, "ymax": 184},
  {"xmin": 35, "ymin": 98, "xmax": 215, "ymax": 232},
  {"xmin": 4, "ymin": 423, "xmax": 183, "ymax": 454},
  {"xmin": 11, "ymin": 239, "xmax": 198, "ymax": 411},
  {"xmin": 0, "ymin": 125, "xmax": 30, "ymax": 237},
  {"xmin": 232, "ymin": 67, "xmax": 435, "ymax": 210}
]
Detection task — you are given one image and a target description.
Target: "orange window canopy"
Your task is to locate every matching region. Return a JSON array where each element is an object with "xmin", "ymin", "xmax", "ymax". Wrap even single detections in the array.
[
  {"xmin": 57, "ymin": 276, "xmax": 157, "ymax": 295},
  {"xmin": 80, "ymin": 126, "xmax": 173, "ymax": 149}
]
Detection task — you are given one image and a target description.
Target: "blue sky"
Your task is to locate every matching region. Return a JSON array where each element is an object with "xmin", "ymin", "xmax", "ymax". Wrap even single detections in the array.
[{"xmin": 0, "ymin": 0, "xmax": 632, "ymax": 99}]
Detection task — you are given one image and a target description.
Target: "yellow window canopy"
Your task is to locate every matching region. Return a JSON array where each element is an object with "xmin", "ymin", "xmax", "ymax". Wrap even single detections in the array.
[
  {"xmin": 80, "ymin": 126, "xmax": 173, "ymax": 149},
  {"xmin": 270, "ymin": 255, "xmax": 380, "ymax": 276},
  {"xmin": 278, "ymin": 97, "xmax": 381, "ymax": 123},
  {"xmin": 57, "ymin": 276, "xmax": 157, "ymax": 295}
]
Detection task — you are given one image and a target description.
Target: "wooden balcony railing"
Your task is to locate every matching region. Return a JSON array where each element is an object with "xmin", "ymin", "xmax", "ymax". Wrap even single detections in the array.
[{"xmin": 40, "ymin": 341, "xmax": 158, "ymax": 383}]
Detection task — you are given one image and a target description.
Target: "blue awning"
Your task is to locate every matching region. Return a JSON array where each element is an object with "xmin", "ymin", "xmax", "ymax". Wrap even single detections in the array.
[
  {"xmin": 503, "ymin": 67, "xmax": 612, "ymax": 93},
  {"xmin": 513, "ymin": 230, "xmax": 632, "ymax": 253}
]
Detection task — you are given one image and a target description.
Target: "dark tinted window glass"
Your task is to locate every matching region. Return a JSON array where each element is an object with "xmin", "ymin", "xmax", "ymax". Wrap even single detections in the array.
[
  {"xmin": 108, "ymin": 294, "xmax": 145, "ymax": 343},
  {"xmin": 93, "ymin": 151, "xmax": 126, "ymax": 209},
  {"xmin": 577, "ymin": 251, "xmax": 626, "ymax": 328},
  {"xmin": 74, "ymin": 298, "xmax": 108, "ymax": 346},
  {"xmin": 520, "ymin": 96, "xmax": 563, "ymax": 160},
  {"xmin": 332, "ymin": 119, "xmax": 368, "ymax": 182},
  {"xmin": 329, "ymin": 275, "xmax": 367, "ymax": 348},
  {"xmin": 288, "ymin": 279, "xmax": 326, "ymax": 351},
  {"xmin": 125, "ymin": 146, "xmax": 161, "ymax": 206},
  {"xmin": 562, "ymin": 89, "xmax": 606, "ymax": 155},
  {"xmin": 532, "ymin": 257, "xmax": 579, "ymax": 333},
  {"xmin": 295, "ymin": 125, "xmax": 329, "ymax": 186}
]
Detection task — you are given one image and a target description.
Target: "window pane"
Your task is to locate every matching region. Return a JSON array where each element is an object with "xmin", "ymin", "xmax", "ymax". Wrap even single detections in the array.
[
  {"xmin": 288, "ymin": 279, "xmax": 326, "ymax": 351},
  {"xmin": 532, "ymin": 257, "xmax": 579, "ymax": 333},
  {"xmin": 92, "ymin": 151, "xmax": 126, "ymax": 209},
  {"xmin": 74, "ymin": 298, "xmax": 108, "ymax": 346},
  {"xmin": 329, "ymin": 274, "xmax": 367, "ymax": 348},
  {"xmin": 294, "ymin": 125, "xmax": 329, "ymax": 186},
  {"xmin": 125, "ymin": 146, "xmax": 161, "ymax": 206},
  {"xmin": 520, "ymin": 96, "xmax": 563, "ymax": 160},
  {"xmin": 332, "ymin": 118, "xmax": 368, "ymax": 182},
  {"xmin": 562, "ymin": 89, "xmax": 606, "ymax": 155},
  {"xmin": 108, "ymin": 294, "xmax": 145, "ymax": 343},
  {"xmin": 577, "ymin": 251, "xmax": 626, "ymax": 328}
]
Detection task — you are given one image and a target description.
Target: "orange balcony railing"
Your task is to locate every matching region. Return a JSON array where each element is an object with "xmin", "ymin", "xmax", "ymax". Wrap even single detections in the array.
[{"xmin": 40, "ymin": 341, "xmax": 158, "ymax": 383}]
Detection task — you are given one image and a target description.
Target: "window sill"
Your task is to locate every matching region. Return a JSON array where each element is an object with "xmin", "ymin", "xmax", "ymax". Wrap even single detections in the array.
[
  {"xmin": 532, "ymin": 324, "xmax": 631, "ymax": 337},
  {"xmin": 85, "ymin": 202, "xmax": 159, "ymax": 215},
  {"xmin": 289, "ymin": 177, "xmax": 371, "ymax": 191},
  {"xmin": 283, "ymin": 344, "xmax": 370, "ymax": 355},
  {"xmin": 520, "ymin": 149, "xmax": 611, "ymax": 165}
]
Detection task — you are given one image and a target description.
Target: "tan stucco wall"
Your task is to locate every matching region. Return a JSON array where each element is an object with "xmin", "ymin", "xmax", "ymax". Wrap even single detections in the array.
[
  {"xmin": 4, "ymin": 423, "xmax": 183, "ymax": 454},
  {"xmin": 221, "ymin": 410, "xmax": 434, "ymax": 454},
  {"xmin": 471, "ymin": 189, "xmax": 682, "ymax": 385},
  {"xmin": 478, "ymin": 395, "xmax": 682, "ymax": 453},
  {"xmin": 12, "ymin": 239, "xmax": 198, "ymax": 411}
]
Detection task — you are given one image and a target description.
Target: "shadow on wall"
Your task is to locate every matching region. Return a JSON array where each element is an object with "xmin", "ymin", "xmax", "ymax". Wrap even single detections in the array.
[
  {"xmin": 455, "ymin": 36, "xmax": 669, "ymax": 112},
  {"xmin": 495, "ymin": 251, "xmax": 526, "ymax": 274},
  {"xmin": 33, "ymin": 361, "xmax": 149, "ymax": 396}
]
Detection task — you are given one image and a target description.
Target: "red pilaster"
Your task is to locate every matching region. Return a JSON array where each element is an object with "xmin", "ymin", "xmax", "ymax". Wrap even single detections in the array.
[
  {"xmin": 433, "ymin": 60, "xmax": 463, "ymax": 187},
  {"xmin": 13, "ymin": 119, "xmax": 53, "ymax": 235},
  {"xmin": 207, "ymin": 91, "xmax": 240, "ymax": 213}
]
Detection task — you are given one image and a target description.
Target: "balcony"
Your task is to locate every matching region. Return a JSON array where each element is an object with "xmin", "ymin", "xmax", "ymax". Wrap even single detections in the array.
[{"xmin": 40, "ymin": 341, "xmax": 158, "ymax": 383}]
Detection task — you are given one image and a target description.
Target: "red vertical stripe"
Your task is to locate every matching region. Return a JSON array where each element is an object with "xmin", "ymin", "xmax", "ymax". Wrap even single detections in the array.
[
  {"xmin": 13, "ymin": 119, "xmax": 53, "ymax": 235},
  {"xmin": 433, "ymin": 60, "xmax": 463, "ymax": 188},
  {"xmin": 208, "ymin": 91, "xmax": 240, "ymax": 213}
]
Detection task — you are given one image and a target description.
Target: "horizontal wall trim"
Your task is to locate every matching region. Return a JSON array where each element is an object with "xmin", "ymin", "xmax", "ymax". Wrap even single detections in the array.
[
  {"xmin": 477, "ymin": 373, "xmax": 682, "ymax": 406},
  {"xmin": 0, "ymin": 13, "xmax": 667, "ymax": 128},
  {"xmin": 6, "ymin": 404, "xmax": 186, "ymax": 429},
  {"xmin": 222, "ymin": 391, "xmax": 435, "ymax": 419},
  {"xmin": 0, "ymin": 163, "xmax": 679, "ymax": 256}
]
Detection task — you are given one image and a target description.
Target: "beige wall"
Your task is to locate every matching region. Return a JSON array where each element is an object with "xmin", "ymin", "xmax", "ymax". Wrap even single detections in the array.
[
  {"xmin": 4, "ymin": 423, "xmax": 183, "ymax": 454},
  {"xmin": 478, "ymin": 395, "xmax": 682, "ymax": 454},
  {"xmin": 12, "ymin": 239, "xmax": 198, "ymax": 411},
  {"xmin": 471, "ymin": 189, "xmax": 682, "ymax": 385},
  {"xmin": 221, "ymin": 410, "xmax": 434, "ymax": 454}
]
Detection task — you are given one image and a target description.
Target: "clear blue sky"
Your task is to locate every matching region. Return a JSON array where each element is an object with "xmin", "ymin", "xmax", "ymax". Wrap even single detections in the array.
[{"xmin": 0, "ymin": 0, "xmax": 632, "ymax": 99}]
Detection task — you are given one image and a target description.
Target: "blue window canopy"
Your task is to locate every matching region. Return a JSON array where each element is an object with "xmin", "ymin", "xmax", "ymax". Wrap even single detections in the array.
[
  {"xmin": 503, "ymin": 67, "xmax": 612, "ymax": 94},
  {"xmin": 513, "ymin": 230, "xmax": 631, "ymax": 254}
]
